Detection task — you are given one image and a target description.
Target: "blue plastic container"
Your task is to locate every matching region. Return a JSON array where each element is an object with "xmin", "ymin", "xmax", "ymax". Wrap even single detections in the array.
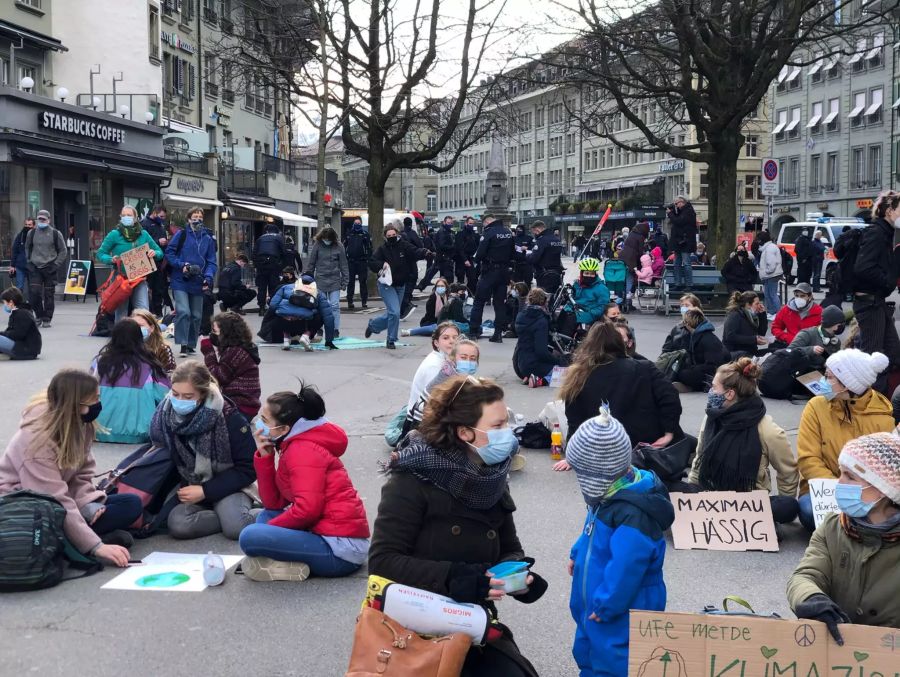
[{"xmin": 488, "ymin": 560, "xmax": 529, "ymax": 593}]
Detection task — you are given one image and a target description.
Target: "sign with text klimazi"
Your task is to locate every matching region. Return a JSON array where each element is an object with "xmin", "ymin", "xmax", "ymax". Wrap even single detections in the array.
[{"xmin": 761, "ymin": 158, "xmax": 779, "ymax": 196}]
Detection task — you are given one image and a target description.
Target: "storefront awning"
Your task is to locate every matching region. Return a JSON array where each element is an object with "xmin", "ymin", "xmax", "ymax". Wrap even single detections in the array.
[
  {"xmin": 14, "ymin": 147, "xmax": 107, "ymax": 170},
  {"xmin": 163, "ymin": 194, "xmax": 224, "ymax": 207},
  {"xmin": 106, "ymin": 163, "xmax": 171, "ymax": 182},
  {"xmin": 229, "ymin": 201, "xmax": 317, "ymax": 226},
  {"xmin": 0, "ymin": 20, "xmax": 67, "ymax": 52}
]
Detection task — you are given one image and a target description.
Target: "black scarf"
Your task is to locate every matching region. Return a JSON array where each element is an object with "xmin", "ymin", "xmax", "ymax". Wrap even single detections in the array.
[
  {"xmin": 698, "ymin": 395, "xmax": 766, "ymax": 492},
  {"xmin": 385, "ymin": 431, "xmax": 510, "ymax": 510}
]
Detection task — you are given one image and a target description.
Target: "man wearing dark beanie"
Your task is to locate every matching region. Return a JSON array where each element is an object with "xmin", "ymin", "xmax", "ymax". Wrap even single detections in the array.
[{"xmin": 789, "ymin": 305, "xmax": 850, "ymax": 370}]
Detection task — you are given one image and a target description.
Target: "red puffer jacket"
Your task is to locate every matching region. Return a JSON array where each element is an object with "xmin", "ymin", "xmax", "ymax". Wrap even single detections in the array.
[
  {"xmin": 254, "ymin": 420, "xmax": 369, "ymax": 537},
  {"xmin": 771, "ymin": 302, "xmax": 822, "ymax": 345}
]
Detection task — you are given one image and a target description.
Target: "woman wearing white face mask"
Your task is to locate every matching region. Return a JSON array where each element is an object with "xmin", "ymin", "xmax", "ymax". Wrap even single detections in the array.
[
  {"xmin": 788, "ymin": 432, "xmax": 900, "ymax": 641},
  {"xmin": 149, "ymin": 361, "xmax": 256, "ymax": 540},
  {"xmin": 851, "ymin": 190, "xmax": 900, "ymax": 392},
  {"xmin": 796, "ymin": 349, "xmax": 894, "ymax": 531},
  {"xmin": 770, "ymin": 282, "xmax": 822, "ymax": 349},
  {"xmin": 97, "ymin": 205, "xmax": 164, "ymax": 323}
]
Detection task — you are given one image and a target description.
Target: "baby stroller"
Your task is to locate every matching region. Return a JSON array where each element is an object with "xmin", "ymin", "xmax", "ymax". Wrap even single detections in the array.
[{"xmin": 602, "ymin": 259, "xmax": 627, "ymax": 304}]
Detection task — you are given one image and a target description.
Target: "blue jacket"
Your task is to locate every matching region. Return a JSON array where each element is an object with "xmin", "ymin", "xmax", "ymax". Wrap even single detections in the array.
[
  {"xmin": 569, "ymin": 471, "xmax": 674, "ymax": 677},
  {"xmin": 165, "ymin": 227, "xmax": 218, "ymax": 294},
  {"xmin": 11, "ymin": 228, "xmax": 29, "ymax": 269},
  {"xmin": 567, "ymin": 280, "xmax": 611, "ymax": 325},
  {"xmin": 269, "ymin": 277, "xmax": 335, "ymax": 342}
]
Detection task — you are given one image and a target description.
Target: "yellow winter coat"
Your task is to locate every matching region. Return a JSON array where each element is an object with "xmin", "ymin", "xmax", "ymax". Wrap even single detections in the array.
[{"xmin": 796, "ymin": 390, "xmax": 894, "ymax": 495}]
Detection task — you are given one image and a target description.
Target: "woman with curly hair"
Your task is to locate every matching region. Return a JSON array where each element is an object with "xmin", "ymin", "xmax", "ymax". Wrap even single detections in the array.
[
  {"xmin": 199, "ymin": 311, "xmax": 261, "ymax": 418},
  {"xmin": 91, "ymin": 318, "xmax": 170, "ymax": 443},
  {"xmin": 132, "ymin": 308, "xmax": 175, "ymax": 373}
]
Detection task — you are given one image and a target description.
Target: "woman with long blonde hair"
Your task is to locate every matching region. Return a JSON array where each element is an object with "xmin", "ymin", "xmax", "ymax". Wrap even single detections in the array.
[
  {"xmin": 0, "ymin": 369, "xmax": 141, "ymax": 567},
  {"xmin": 132, "ymin": 308, "xmax": 176, "ymax": 373}
]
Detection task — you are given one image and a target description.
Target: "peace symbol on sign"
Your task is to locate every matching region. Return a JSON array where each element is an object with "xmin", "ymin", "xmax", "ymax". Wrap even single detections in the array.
[{"xmin": 795, "ymin": 624, "xmax": 816, "ymax": 647}]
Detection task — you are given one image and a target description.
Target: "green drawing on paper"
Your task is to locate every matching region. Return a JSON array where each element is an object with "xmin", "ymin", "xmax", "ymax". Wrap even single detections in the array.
[
  {"xmin": 135, "ymin": 571, "xmax": 191, "ymax": 588},
  {"xmin": 760, "ymin": 646, "xmax": 778, "ymax": 659},
  {"xmin": 852, "ymin": 651, "xmax": 868, "ymax": 662}
]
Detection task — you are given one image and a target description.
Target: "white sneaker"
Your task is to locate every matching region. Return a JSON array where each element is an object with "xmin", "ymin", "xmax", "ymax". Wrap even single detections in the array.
[
  {"xmin": 299, "ymin": 334, "xmax": 312, "ymax": 352},
  {"xmin": 240, "ymin": 556, "xmax": 310, "ymax": 582},
  {"xmin": 400, "ymin": 329, "xmax": 411, "ymax": 337}
]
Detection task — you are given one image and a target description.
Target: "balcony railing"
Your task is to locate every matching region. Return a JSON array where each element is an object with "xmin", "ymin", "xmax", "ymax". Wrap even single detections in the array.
[{"xmin": 165, "ymin": 149, "xmax": 213, "ymax": 176}]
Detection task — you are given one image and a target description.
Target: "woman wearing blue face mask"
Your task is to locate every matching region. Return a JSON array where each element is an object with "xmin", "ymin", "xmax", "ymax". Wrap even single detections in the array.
[
  {"xmin": 91, "ymin": 318, "xmax": 170, "ymax": 443},
  {"xmin": 404, "ymin": 339, "xmax": 481, "ymax": 435},
  {"xmin": 788, "ymin": 432, "xmax": 900, "ymax": 641},
  {"xmin": 150, "ymin": 361, "xmax": 256, "ymax": 540},
  {"xmin": 796, "ymin": 349, "xmax": 894, "ymax": 531},
  {"xmin": 660, "ymin": 293, "xmax": 702, "ymax": 354},
  {"xmin": 96, "ymin": 205, "xmax": 164, "ymax": 324},
  {"xmin": 401, "ymin": 277, "xmax": 455, "ymax": 337},
  {"xmin": 369, "ymin": 376, "xmax": 546, "ymax": 676},
  {"xmin": 306, "ymin": 227, "xmax": 348, "ymax": 337}
]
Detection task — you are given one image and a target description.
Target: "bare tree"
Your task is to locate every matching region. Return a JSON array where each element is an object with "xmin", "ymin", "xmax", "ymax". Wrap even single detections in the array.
[{"xmin": 549, "ymin": 0, "xmax": 898, "ymax": 262}]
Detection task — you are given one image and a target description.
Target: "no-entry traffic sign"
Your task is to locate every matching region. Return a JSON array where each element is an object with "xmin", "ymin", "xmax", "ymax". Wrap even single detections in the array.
[{"xmin": 761, "ymin": 158, "xmax": 779, "ymax": 196}]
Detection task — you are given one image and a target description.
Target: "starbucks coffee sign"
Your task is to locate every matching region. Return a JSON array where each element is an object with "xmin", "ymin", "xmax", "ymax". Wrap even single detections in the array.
[{"xmin": 39, "ymin": 111, "xmax": 126, "ymax": 144}]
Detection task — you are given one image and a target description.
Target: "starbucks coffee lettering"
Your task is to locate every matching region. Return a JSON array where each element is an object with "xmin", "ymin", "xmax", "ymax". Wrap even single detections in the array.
[{"xmin": 39, "ymin": 111, "xmax": 126, "ymax": 144}]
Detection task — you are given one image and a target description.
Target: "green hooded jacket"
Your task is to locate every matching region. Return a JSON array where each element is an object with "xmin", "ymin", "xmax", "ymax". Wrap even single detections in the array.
[{"xmin": 97, "ymin": 226, "xmax": 163, "ymax": 265}]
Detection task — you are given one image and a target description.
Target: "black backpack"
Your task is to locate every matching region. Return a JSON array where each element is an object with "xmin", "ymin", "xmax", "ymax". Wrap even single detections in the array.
[
  {"xmin": 758, "ymin": 349, "xmax": 811, "ymax": 400},
  {"xmin": 289, "ymin": 289, "xmax": 317, "ymax": 309},
  {"xmin": 0, "ymin": 490, "xmax": 102, "ymax": 592},
  {"xmin": 514, "ymin": 422, "xmax": 552, "ymax": 449}
]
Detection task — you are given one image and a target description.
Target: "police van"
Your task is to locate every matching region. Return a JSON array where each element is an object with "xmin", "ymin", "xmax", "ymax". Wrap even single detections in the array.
[{"xmin": 775, "ymin": 215, "xmax": 867, "ymax": 284}]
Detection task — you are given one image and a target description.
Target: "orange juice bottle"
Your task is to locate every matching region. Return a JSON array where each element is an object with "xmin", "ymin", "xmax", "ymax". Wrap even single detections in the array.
[{"xmin": 550, "ymin": 423, "xmax": 563, "ymax": 461}]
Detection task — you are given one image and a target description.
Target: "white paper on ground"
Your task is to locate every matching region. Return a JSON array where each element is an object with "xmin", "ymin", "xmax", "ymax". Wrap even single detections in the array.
[{"xmin": 101, "ymin": 551, "xmax": 242, "ymax": 592}]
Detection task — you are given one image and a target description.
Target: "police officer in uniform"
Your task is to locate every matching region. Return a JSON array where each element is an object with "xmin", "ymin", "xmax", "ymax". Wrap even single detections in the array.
[
  {"xmin": 433, "ymin": 216, "xmax": 457, "ymax": 281},
  {"xmin": 512, "ymin": 224, "xmax": 534, "ymax": 286},
  {"xmin": 253, "ymin": 223, "xmax": 286, "ymax": 315},
  {"xmin": 467, "ymin": 215, "xmax": 515, "ymax": 343},
  {"xmin": 343, "ymin": 217, "xmax": 373, "ymax": 309},
  {"xmin": 527, "ymin": 219, "xmax": 564, "ymax": 294},
  {"xmin": 455, "ymin": 216, "xmax": 480, "ymax": 292}
]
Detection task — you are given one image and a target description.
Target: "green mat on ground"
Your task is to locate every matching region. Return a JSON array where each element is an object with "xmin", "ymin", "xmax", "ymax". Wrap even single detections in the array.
[{"xmin": 257, "ymin": 336, "xmax": 410, "ymax": 351}]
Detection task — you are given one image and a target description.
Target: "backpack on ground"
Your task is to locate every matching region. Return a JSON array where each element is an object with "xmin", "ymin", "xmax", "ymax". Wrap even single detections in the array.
[
  {"xmin": 514, "ymin": 421, "xmax": 552, "ymax": 449},
  {"xmin": 758, "ymin": 349, "xmax": 812, "ymax": 400},
  {"xmin": 0, "ymin": 490, "xmax": 102, "ymax": 592},
  {"xmin": 655, "ymin": 349, "xmax": 688, "ymax": 380}
]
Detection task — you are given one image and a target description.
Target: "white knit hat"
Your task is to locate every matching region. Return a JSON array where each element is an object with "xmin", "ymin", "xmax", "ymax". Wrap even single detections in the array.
[
  {"xmin": 825, "ymin": 349, "xmax": 889, "ymax": 395},
  {"xmin": 839, "ymin": 432, "xmax": 900, "ymax": 504},
  {"xmin": 565, "ymin": 406, "xmax": 632, "ymax": 503}
]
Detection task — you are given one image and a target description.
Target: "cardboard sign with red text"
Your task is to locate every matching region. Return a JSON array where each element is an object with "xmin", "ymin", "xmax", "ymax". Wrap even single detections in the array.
[
  {"xmin": 121, "ymin": 243, "xmax": 157, "ymax": 280},
  {"xmin": 629, "ymin": 610, "xmax": 899, "ymax": 676},
  {"xmin": 669, "ymin": 490, "xmax": 779, "ymax": 552}
]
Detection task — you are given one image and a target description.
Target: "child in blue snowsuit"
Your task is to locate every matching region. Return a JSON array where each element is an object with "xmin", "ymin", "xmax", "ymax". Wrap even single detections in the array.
[{"xmin": 565, "ymin": 408, "xmax": 675, "ymax": 676}]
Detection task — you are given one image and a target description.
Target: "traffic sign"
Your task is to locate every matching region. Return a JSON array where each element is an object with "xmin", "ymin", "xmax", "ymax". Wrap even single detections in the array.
[{"xmin": 761, "ymin": 158, "xmax": 779, "ymax": 196}]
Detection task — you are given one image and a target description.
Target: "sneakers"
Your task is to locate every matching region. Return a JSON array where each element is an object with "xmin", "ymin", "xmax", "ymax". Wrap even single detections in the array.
[
  {"xmin": 41, "ymin": 320, "xmax": 51, "ymax": 328},
  {"xmin": 386, "ymin": 341, "xmax": 396, "ymax": 350},
  {"xmin": 325, "ymin": 342, "xmax": 338, "ymax": 350},
  {"xmin": 299, "ymin": 335, "xmax": 312, "ymax": 352},
  {"xmin": 240, "ymin": 556, "xmax": 311, "ymax": 582},
  {"xmin": 401, "ymin": 305, "xmax": 417, "ymax": 321},
  {"xmin": 361, "ymin": 303, "xmax": 369, "ymax": 310},
  {"xmin": 365, "ymin": 325, "xmax": 373, "ymax": 338},
  {"xmin": 282, "ymin": 339, "xmax": 300, "ymax": 351},
  {"xmin": 400, "ymin": 329, "xmax": 411, "ymax": 337},
  {"xmin": 101, "ymin": 529, "xmax": 134, "ymax": 548},
  {"xmin": 180, "ymin": 345, "xmax": 190, "ymax": 357},
  {"xmin": 488, "ymin": 335, "xmax": 503, "ymax": 344},
  {"xmin": 527, "ymin": 374, "xmax": 548, "ymax": 388}
]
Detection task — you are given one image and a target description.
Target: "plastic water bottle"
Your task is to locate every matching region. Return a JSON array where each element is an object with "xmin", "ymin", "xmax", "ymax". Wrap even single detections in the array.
[{"xmin": 202, "ymin": 551, "xmax": 225, "ymax": 586}]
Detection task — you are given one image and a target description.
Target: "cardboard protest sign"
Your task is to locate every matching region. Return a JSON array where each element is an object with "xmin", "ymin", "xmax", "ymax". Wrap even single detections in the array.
[
  {"xmin": 669, "ymin": 490, "xmax": 778, "ymax": 552},
  {"xmin": 796, "ymin": 371, "xmax": 827, "ymax": 397},
  {"xmin": 808, "ymin": 478, "xmax": 840, "ymax": 528},
  {"xmin": 629, "ymin": 610, "xmax": 899, "ymax": 676},
  {"xmin": 120, "ymin": 243, "xmax": 157, "ymax": 280},
  {"xmin": 549, "ymin": 365, "xmax": 568, "ymax": 387},
  {"xmin": 63, "ymin": 259, "xmax": 91, "ymax": 296}
]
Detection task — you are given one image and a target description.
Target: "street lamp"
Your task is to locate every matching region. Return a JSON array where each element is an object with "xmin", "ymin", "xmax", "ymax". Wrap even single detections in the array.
[
  {"xmin": 19, "ymin": 76, "xmax": 34, "ymax": 92},
  {"xmin": 56, "ymin": 86, "xmax": 69, "ymax": 102},
  {"xmin": 119, "ymin": 104, "xmax": 130, "ymax": 119},
  {"xmin": 144, "ymin": 111, "xmax": 155, "ymax": 124}
]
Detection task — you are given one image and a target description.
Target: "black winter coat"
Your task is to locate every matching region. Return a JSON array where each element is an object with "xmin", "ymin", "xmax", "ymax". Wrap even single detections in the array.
[
  {"xmin": 661, "ymin": 324, "xmax": 690, "ymax": 353},
  {"xmin": 1, "ymin": 305, "xmax": 41, "ymax": 359},
  {"xmin": 565, "ymin": 357, "xmax": 682, "ymax": 446},
  {"xmin": 369, "ymin": 238, "xmax": 427, "ymax": 287},
  {"xmin": 199, "ymin": 404, "xmax": 257, "ymax": 503},
  {"xmin": 420, "ymin": 292, "xmax": 448, "ymax": 326},
  {"xmin": 684, "ymin": 322, "xmax": 730, "ymax": 372},
  {"xmin": 853, "ymin": 218, "xmax": 897, "ymax": 298},
  {"xmin": 721, "ymin": 254, "xmax": 759, "ymax": 290},
  {"xmin": 218, "ymin": 261, "xmax": 245, "ymax": 292},
  {"xmin": 669, "ymin": 203, "xmax": 698, "ymax": 253},
  {"xmin": 620, "ymin": 232, "xmax": 646, "ymax": 270},
  {"xmin": 515, "ymin": 305, "xmax": 562, "ymax": 378},
  {"xmin": 722, "ymin": 309, "xmax": 767, "ymax": 355}
]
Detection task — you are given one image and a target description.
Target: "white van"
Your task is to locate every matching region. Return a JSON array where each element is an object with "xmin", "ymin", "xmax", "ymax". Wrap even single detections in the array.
[{"xmin": 776, "ymin": 216, "xmax": 867, "ymax": 284}]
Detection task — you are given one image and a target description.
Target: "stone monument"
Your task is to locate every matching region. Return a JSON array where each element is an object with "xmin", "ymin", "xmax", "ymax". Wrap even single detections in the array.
[{"xmin": 482, "ymin": 139, "xmax": 514, "ymax": 224}]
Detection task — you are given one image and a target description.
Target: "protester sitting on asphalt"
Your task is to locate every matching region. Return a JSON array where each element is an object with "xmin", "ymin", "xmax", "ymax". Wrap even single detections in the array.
[
  {"xmin": 561, "ymin": 321, "xmax": 682, "ymax": 449},
  {"xmin": 0, "ymin": 369, "xmax": 141, "ymax": 567},
  {"xmin": 131, "ymin": 308, "xmax": 176, "ymax": 373},
  {"xmin": 407, "ymin": 322, "xmax": 460, "ymax": 412},
  {"xmin": 602, "ymin": 302, "xmax": 621, "ymax": 321},
  {"xmin": 660, "ymin": 294, "xmax": 702, "ymax": 354},
  {"xmin": 91, "ymin": 319, "xmax": 170, "ymax": 444},
  {"xmin": 150, "ymin": 361, "xmax": 256, "ymax": 541},
  {"xmin": 788, "ymin": 432, "xmax": 900, "ymax": 637},
  {"xmin": 670, "ymin": 309, "xmax": 731, "ymax": 393},
  {"xmin": 0, "ymin": 287, "xmax": 41, "ymax": 360},
  {"xmin": 200, "ymin": 311, "xmax": 261, "ymax": 419},
  {"xmin": 720, "ymin": 242, "xmax": 758, "ymax": 293},
  {"xmin": 368, "ymin": 376, "xmax": 546, "ymax": 675},
  {"xmin": 796, "ymin": 349, "xmax": 894, "ymax": 532},
  {"xmin": 307, "ymin": 227, "xmax": 348, "ymax": 338},
  {"xmin": 613, "ymin": 318, "xmax": 647, "ymax": 361},
  {"xmin": 679, "ymin": 358, "xmax": 799, "ymax": 525},
  {"xmin": 502, "ymin": 281, "xmax": 530, "ymax": 339},
  {"xmin": 96, "ymin": 205, "xmax": 165, "ymax": 324},
  {"xmin": 771, "ymin": 283, "xmax": 822, "ymax": 349},
  {"xmin": 216, "ymin": 253, "xmax": 255, "ymax": 314},
  {"xmin": 238, "ymin": 383, "xmax": 369, "ymax": 582},
  {"xmin": 722, "ymin": 291, "xmax": 769, "ymax": 358},
  {"xmin": 365, "ymin": 223, "xmax": 430, "ymax": 349},
  {"xmin": 402, "ymin": 277, "xmax": 449, "ymax": 336},
  {"xmin": 788, "ymin": 305, "xmax": 847, "ymax": 371},
  {"xmin": 566, "ymin": 407, "xmax": 674, "ymax": 676},
  {"xmin": 515, "ymin": 287, "xmax": 565, "ymax": 388},
  {"xmin": 264, "ymin": 273, "xmax": 337, "ymax": 351}
]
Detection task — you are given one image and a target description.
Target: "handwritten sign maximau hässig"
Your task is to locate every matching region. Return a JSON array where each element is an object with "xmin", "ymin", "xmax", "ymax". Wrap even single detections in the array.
[
  {"xmin": 629, "ymin": 610, "xmax": 899, "ymax": 676},
  {"xmin": 669, "ymin": 490, "xmax": 779, "ymax": 552}
]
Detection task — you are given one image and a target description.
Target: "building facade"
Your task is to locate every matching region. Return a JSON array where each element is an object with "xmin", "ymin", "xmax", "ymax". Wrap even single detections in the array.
[{"xmin": 768, "ymin": 22, "xmax": 895, "ymax": 232}]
